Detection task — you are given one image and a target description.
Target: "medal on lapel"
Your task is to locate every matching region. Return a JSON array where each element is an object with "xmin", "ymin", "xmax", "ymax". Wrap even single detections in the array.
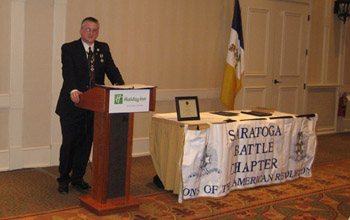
[{"xmin": 97, "ymin": 48, "xmax": 104, "ymax": 63}]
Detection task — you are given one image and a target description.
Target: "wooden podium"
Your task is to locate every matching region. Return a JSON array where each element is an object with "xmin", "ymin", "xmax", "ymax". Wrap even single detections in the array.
[{"xmin": 75, "ymin": 84, "xmax": 156, "ymax": 215}]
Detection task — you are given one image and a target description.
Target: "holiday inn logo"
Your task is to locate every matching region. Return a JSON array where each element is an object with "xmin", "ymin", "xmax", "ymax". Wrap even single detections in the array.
[
  {"xmin": 109, "ymin": 89, "xmax": 150, "ymax": 113},
  {"xmin": 114, "ymin": 94, "xmax": 147, "ymax": 104},
  {"xmin": 114, "ymin": 94, "xmax": 123, "ymax": 104}
]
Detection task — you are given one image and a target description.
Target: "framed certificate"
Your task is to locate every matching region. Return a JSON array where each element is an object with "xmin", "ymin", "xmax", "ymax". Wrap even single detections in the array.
[{"xmin": 175, "ymin": 96, "xmax": 200, "ymax": 121}]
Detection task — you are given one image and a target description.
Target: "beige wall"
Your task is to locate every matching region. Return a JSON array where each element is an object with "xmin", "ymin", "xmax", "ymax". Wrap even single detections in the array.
[
  {"xmin": 0, "ymin": 0, "xmax": 11, "ymax": 151},
  {"xmin": 0, "ymin": 0, "xmax": 11, "ymax": 94},
  {"xmin": 23, "ymin": 0, "xmax": 53, "ymax": 149},
  {"xmin": 0, "ymin": 110, "xmax": 9, "ymax": 151},
  {"xmin": 307, "ymin": 0, "xmax": 324, "ymax": 84},
  {"xmin": 307, "ymin": 0, "xmax": 346, "ymax": 85},
  {"xmin": 0, "ymin": 0, "xmax": 349, "ymax": 170},
  {"xmin": 306, "ymin": 0, "xmax": 349, "ymax": 133},
  {"xmin": 344, "ymin": 22, "xmax": 350, "ymax": 85}
]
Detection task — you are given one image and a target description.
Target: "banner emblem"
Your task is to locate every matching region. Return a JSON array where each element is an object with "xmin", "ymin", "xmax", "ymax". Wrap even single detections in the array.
[
  {"xmin": 188, "ymin": 145, "xmax": 222, "ymax": 178},
  {"xmin": 290, "ymin": 131, "xmax": 308, "ymax": 161}
]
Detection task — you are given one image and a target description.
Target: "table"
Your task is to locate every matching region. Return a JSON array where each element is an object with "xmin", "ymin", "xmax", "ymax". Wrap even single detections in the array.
[{"xmin": 149, "ymin": 111, "xmax": 318, "ymax": 202}]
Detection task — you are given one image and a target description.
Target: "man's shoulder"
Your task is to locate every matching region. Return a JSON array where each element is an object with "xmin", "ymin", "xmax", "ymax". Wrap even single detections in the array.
[
  {"xmin": 95, "ymin": 41, "xmax": 110, "ymax": 50},
  {"xmin": 95, "ymin": 40, "xmax": 108, "ymax": 46},
  {"xmin": 62, "ymin": 39, "xmax": 82, "ymax": 49}
]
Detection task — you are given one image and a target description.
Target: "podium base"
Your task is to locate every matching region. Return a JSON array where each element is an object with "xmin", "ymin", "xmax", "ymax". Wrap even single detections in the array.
[{"xmin": 79, "ymin": 195, "xmax": 142, "ymax": 216}]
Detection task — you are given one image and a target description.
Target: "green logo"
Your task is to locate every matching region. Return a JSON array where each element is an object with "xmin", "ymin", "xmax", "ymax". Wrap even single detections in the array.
[{"xmin": 114, "ymin": 94, "xmax": 123, "ymax": 104}]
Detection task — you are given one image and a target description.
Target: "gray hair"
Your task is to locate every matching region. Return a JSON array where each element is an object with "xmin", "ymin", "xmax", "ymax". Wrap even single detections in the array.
[{"xmin": 81, "ymin": 17, "xmax": 99, "ymax": 29}]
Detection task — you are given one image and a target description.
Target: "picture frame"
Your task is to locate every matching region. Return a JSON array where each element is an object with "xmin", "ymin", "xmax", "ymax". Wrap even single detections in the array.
[{"xmin": 175, "ymin": 96, "xmax": 200, "ymax": 121}]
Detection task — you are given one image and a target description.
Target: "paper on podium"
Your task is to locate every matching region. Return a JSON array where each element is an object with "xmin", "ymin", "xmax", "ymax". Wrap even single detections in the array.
[{"xmin": 252, "ymin": 107, "xmax": 275, "ymax": 113}]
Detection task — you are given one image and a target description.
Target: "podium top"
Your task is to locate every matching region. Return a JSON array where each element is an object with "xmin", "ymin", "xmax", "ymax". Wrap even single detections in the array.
[{"xmin": 97, "ymin": 84, "xmax": 156, "ymax": 90}]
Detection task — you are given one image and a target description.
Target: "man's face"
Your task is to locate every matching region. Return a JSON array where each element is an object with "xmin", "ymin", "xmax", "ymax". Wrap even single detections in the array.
[{"xmin": 80, "ymin": 21, "xmax": 99, "ymax": 45}]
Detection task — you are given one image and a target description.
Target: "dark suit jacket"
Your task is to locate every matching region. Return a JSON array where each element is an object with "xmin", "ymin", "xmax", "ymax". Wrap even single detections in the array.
[{"xmin": 55, "ymin": 39, "xmax": 124, "ymax": 119}]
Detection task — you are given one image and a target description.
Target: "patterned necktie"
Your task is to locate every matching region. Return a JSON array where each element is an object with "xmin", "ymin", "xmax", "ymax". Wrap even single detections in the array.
[{"xmin": 87, "ymin": 47, "xmax": 95, "ymax": 88}]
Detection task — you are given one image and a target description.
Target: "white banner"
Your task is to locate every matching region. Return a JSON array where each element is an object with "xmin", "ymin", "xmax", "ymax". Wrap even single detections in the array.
[{"xmin": 181, "ymin": 116, "xmax": 317, "ymax": 200}]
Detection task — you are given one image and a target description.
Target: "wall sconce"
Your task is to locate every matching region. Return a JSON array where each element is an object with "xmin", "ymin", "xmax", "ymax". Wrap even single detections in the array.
[{"xmin": 334, "ymin": 0, "xmax": 350, "ymax": 24}]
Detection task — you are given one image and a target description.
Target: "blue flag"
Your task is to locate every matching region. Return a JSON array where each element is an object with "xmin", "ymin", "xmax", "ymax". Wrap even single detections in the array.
[{"xmin": 220, "ymin": 0, "xmax": 245, "ymax": 110}]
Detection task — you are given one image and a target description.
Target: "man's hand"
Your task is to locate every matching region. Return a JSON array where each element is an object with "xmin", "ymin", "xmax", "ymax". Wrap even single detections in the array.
[{"xmin": 70, "ymin": 90, "xmax": 82, "ymax": 103}]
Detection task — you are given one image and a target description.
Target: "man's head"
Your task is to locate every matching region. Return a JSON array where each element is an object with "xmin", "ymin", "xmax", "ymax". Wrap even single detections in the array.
[{"xmin": 80, "ymin": 17, "xmax": 99, "ymax": 45}]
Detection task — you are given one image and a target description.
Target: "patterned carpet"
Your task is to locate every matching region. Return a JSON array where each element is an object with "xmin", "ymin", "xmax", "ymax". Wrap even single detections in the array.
[
  {"xmin": 3, "ymin": 160, "xmax": 350, "ymax": 220},
  {"xmin": 0, "ymin": 156, "xmax": 163, "ymax": 219}
]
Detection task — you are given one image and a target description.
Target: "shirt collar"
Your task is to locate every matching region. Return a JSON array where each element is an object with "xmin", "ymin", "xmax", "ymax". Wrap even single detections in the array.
[{"xmin": 81, "ymin": 39, "xmax": 94, "ymax": 53}]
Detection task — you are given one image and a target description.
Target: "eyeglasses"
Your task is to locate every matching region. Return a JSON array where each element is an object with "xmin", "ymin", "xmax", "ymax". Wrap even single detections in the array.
[{"xmin": 83, "ymin": 27, "xmax": 98, "ymax": 33}]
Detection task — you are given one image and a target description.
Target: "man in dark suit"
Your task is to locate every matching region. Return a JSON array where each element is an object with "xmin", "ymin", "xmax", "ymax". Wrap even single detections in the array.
[{"xmin": 55, "ymin": 17, "xmax": 124, "ymax": 194}]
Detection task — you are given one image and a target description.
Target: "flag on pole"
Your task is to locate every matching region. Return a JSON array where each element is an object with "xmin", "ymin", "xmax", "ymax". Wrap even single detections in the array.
[{"xmin": 220, "ymin": 0, "xmax": 245, "ymax": 110}]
